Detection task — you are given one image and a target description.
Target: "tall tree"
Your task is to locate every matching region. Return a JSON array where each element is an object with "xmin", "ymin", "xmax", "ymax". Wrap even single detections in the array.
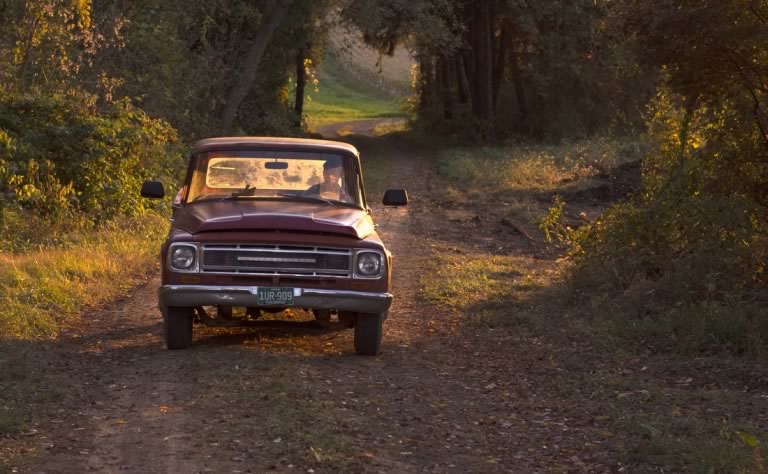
[
  {"xmin": 219, "ymin": 0, "xmax": 295, "ymax": 134},
  {"xmin": 468, "ymin": 0, "xmax": 495, "ymax": 138},
  {"xmin": 293, "ymin": 45, "xmax": 307, "ymax": 125}
]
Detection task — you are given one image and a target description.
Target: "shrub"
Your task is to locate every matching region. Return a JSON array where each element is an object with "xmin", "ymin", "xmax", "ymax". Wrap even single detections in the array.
[
  {"xmin": 0, "ymin": 93, "xmax": 183, "ymax": 249},
  {"xmin": 571, "ymin": 195, "xmax": 766, "ymax": 304},
  {"xmin": 567, "ymin": 90, "xmax": 768, "ymax": 356}
]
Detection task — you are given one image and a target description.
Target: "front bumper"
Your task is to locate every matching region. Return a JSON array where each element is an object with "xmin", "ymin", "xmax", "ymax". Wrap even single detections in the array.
[{"xmin": 159, "ymin": 285, "xmax": 393, "ymax": 315}]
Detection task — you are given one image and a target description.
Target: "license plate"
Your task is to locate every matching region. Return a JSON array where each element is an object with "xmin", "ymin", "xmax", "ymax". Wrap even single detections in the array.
[{"xmin": 256, "ymin": 287, "xmax": 294, "ymax": 306}]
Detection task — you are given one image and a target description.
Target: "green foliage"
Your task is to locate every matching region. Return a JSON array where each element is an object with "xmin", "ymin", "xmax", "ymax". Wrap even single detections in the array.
[
  {"xmin": 346, "ymin": 0, "xmax": 654, "ymax": 140},
  {"xmin": 93, "ymin": 0, "xmax": 327, "ymax": 138},
  {"xmin": 0, "ymin": 0, "xmax": 102, "ymax": 94},
  {"xmin": 538, "ymin": 195, "xmax": 570, "ymax": 245},
  {"xmin": 572, "ymin": 194, "xmax": 765, "ymax": 298},
  {"xmin": 569, "ymin": 189, "xmax": 768, "ymax": 356},
  {"xmin": 500, "ymin": 0, "xmax": 649, "ymax": 139},
  {"xmin": 0, "ymin": 93, "xmax": 182, "ymax": 249},
  {"xmin": 0, "ymin": 0, "xmax": 328, "ymax": 138},
  {"xmin": 561, "ymin": 2, "xmax": 768, "ymax": 358},
  {"xmin": 341, "ymin": 0, "xmax": 461, "ymax": 56}
]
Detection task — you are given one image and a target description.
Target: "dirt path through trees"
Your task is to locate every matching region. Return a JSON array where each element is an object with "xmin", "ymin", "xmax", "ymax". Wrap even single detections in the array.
[{"xmin": 6, "ymin": 126, "xmax": 766, "ymax": 473}]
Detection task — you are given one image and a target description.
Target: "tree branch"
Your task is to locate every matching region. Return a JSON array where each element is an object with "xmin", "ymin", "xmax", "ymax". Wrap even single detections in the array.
[
  {"xmin": 747, "ymin": 86, "xmax": 768, "ymax": 151},
  {"xmin": 749, "ymin": 4, "xmax": 768, "ymax": 24}
]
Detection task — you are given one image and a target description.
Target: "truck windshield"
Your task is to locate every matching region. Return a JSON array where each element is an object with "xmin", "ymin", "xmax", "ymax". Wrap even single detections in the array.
[{"xmin": 186, "ymin": 151, "xmax": 364, "ymax": 208}]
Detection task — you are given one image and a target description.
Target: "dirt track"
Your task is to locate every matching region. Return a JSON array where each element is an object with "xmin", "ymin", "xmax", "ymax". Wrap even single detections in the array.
[{"xmin": 4, "ymin": 125, "xmax": 767, "ymax": 473}]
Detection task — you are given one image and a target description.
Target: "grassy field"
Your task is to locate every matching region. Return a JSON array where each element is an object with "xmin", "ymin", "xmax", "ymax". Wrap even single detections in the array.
[{"xmin": 305, "ymin": 54, "xmax": 406, "ymax": 129}]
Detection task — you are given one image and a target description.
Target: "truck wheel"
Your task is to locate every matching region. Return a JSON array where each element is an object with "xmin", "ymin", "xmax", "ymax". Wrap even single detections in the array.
[
  {"xmin": 164, "ymin": 307, "xmax": 193, "ymax": 349},
  {"xmin": 354, "ymin": 312, "xmax": 385, "ymax": 356}
]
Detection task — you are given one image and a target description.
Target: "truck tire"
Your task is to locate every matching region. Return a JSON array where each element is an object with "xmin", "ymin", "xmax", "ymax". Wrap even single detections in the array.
[
  {"xmin": 354, "ymin": 312, "xmax": 385, "ymax": 356},
  {"xmin": 164, "ymin": 307, "xmax": 193, "ymax": 349}
]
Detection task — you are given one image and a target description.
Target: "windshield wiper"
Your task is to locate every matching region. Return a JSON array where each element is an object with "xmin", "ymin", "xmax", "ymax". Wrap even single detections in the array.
[
  {"xmin": 276, "ymin": 192, "xmax": 336, "ymax": 206},
  {"xmin": 189, "ymin": 186, "xmax": 257, "ymax": 204},
  {"xmin": 231, "ymin": 185, "xmax": 257, "ymax": 198}
]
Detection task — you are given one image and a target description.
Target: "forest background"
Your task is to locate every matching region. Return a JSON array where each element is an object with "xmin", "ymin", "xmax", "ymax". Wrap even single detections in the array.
[{"xmin": 0, "ymin": 0, "xmax": 766, "ymax": 357}]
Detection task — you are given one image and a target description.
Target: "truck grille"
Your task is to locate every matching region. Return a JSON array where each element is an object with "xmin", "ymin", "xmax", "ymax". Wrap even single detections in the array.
[{"xmin": 201, "ymin": 244, "xmax": 352, "ymax": 278}]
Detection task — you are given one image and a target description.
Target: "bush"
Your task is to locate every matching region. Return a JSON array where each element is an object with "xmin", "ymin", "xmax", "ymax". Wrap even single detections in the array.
[
  {"xmin": 565, "ymin": 81, "xmax": 768, "ymax": 357},
  {"xmin": 568, "ymin": 159, "xmax": 767, "ymax": 356},
  {"xmin": 571, "ymin": 195, "xmax": 766, "ymax": 304},
  {"xmin": 0, "ymin": 93, "xmax": 183, "ymax": 249}
]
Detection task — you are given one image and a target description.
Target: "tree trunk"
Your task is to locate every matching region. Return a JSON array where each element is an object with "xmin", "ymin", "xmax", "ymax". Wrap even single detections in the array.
[
  {"xmin": 471, "ymin": 0, "xmax": 495, "ymax": 138},
  {"xmin": 463, "ymin": 47, "xmax": 476, "ymax": 110},
  {"xmin": 492, "ymin": 17, "xmax": 511, "ymax": 110},
  {"xmin": 219, "ymin": 0, "xmax": 294, "ymax": 134},
  {"xmin": 418, "ymin": 56, "xmax": 435, "ymax": 112},
  {"xmin": 438, "ymin": 55, "xmax": 453, "ymax": 120},
  {"xmin": 509, "ymin": 47, "xmax": 528, "ymax": 124},
  {"xmin": 459, "ymin": 0, "xmax": 476, "ymax": 111},
  {"xmin": 294, "ymin": 46, "xmax": 307, "ymax": 126},
  {"xmin": 454, "ymin": 54, "xmax": 469, "ymax": 105}
]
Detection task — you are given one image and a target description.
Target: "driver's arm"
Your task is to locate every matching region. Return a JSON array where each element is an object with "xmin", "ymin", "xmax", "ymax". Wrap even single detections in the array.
[{"xmin": 302, "ymin": 183, "xmax": 320, "ymax": 196}]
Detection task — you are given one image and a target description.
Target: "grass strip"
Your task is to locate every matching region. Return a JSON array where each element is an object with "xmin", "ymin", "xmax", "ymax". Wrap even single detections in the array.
[
  {"xmin": 0, "ymin": 214, "xmax": 168, "ymax": 338},
  {"xmin": 436, "ymin": 139, "xmax": 645, "ymax": 194},
  {"xmin": 419, "ymin": 249, "xmax": 554, "ymax": 328}
]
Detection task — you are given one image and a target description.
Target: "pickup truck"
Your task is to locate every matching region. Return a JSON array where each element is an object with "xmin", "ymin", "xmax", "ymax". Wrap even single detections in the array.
[{"xmin": 141, "ymin": 137, "xmax": 407, "ymax": 355}]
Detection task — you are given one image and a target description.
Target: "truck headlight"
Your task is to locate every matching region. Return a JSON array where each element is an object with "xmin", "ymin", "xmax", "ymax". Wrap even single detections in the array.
[
  {"xmin": 170, "ymin": 244, "xmax": 197, "ymax": 271},
  {"xmin": 355, "ymin": 251, "xmax": 382, "ymax": 278}
]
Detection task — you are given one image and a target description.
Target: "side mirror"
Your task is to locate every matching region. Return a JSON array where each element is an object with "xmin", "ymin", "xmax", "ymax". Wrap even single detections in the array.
[
  {"xmin": 141, "ymin": 180, "xmax": 165, "ymax": 199},
  {"xmin": 383, "ymin": 189, "xmax": 408, "ymax": 206}
]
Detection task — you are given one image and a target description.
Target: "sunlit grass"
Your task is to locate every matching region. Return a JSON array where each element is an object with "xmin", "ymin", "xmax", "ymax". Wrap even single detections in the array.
[
  {"xmin": 371, "ymin": 119, "xmax": 408, "ymax": 136},
  {"xmin": 0, "ymin": 215, "xmax": 168, "ymax": 338},
  {"xmin": 436, "ymin": 138, "xmax": 646, "ymax": 194},
  {"xmin": 305, "ymin": 54, "xmax": 405, "ymax": 130},
  {"xmin": 421, "ymin": 252, "xmax": 522, "ymax": 309},
  {"xmin": 419, "ymin": 248, "xmax": 557, "ymax": 327}
]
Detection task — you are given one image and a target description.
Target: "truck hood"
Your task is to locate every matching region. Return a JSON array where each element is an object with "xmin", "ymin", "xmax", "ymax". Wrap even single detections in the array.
[{"xmin": 173, "ymin": 200, "xmax": 374, "ymax": 239}]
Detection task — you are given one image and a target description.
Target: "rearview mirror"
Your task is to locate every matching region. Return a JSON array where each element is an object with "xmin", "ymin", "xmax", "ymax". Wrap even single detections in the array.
[
  {"xmin": 265, "ymin": 161, "xmax": 288, "ymax": 170},
  {"xmin": 383, "ymin": 189, "xmax": 408, "ymax": 206},
  {"xmin": 141, "ymin": 180, "xmax": 165, "ymax": 199}
]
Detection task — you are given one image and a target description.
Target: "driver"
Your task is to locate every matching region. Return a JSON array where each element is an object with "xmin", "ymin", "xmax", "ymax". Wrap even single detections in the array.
[{"xmin": 304, "ymin": 159, "xmax": 351, "ymax": 202}]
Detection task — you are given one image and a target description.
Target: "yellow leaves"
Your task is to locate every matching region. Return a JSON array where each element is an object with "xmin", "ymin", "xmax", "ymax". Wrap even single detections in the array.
[
  {"xmin": 10, "ymin": 0, "xmax": 97, "ymax": 83},
  {"xmin": 70, "ymin": 0, "xmax": 93, "ymax": 30},
  {"xmin": 737, "ymin": 431, "xmax": 760, "ymax": 449}
]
